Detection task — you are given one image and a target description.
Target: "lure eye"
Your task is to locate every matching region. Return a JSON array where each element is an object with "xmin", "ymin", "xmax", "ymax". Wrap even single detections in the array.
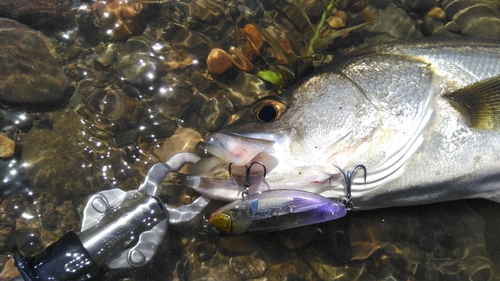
[
  {"xmin": 230, "ymin": 209, "xmax": 240, "ymax": 219},
  {"xmin": 252, "ymin": 97, "xmax": 287, "ymax": 123}
]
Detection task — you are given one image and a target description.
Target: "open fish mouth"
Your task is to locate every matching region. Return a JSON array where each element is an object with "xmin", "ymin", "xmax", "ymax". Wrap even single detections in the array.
[
  {"xmin": 184, "ymin": 133, "xmax": 281, "ymax": 201},
  {"xmin": 186, "ymin": 132, "xmax": 342, "ymax": 201},
  {"xmin": 191, "ymin": 132, "xmax": 280, "ymax": 179}
]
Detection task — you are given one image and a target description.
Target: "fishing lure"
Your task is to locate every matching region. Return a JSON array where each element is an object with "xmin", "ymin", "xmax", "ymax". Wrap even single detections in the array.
[{"xmin": 206, "ymin": 163, "xmax": 366, "ymax": 236}]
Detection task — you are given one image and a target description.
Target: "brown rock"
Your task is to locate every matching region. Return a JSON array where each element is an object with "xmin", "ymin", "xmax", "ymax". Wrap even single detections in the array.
[
  {"xmin": 0, "ymin": 19, "xmax": 72, "ymax": 107},
  {"xmin": 0, "ymin": 0, "xmax": 75, "ymax": 29},
  {"xmin": 327, "ymin": 16, "xmax": 346, "ymax": 29},
  {"xmin": 0, "ymin": 257, "xmax": 20, "ymax": 280},
  {"xmin": 428, "ymin": 7, "xmax": 446, "ymax": 20},
  {"xmin": 207, "ymin": 47, "xmax": 253, "ymax": 75},
  {"xmin": 91, "ymin": 0, "xmax": 151, "ymax": 41},
  {"xmin": 0, "ymin": 134, "xmax": 15, "ymax": 158},
  {"xmin": 207, "ymin": 48, "xmax": 234, "ymax": 75},
  {"xmin": 240, "ymin": 24, "xmax": 263, "ymax": 57}
]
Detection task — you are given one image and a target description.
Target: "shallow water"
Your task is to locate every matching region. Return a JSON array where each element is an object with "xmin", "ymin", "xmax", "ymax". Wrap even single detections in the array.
[{"xmin": 1, "ymin": 0, "xmax": 500, "ymax": 280}]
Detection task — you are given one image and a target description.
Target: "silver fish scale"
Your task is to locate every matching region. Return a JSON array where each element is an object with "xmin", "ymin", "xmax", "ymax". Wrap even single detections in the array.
[
  {"xmin": 381, "ymin": 42, "xmax": 500, "ymax": 89},
  {"xmin": 341, "ymin": 55, "xmax": 432, "ymax": 122},
  {"xmin": 284, "ymin": 73, "xmax": 380, "ymax": 165}
]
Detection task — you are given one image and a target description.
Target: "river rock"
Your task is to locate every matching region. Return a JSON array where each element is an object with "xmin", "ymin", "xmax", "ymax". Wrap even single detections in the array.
[
  {"xmin": 442, "ymin": 0, "xmax": 500, "ymax": 39},
  {"xmin": 0, "ymin": 0, "xmax": 75, "ymax": 30},
  {"xmin": 0, "ymin": 19, "xmax": 72, "ymax": 107},
  {"xmin": 116, "ymin": 35, "xmax": 165, "ymax": 89},
  {"xmin": 364, "ymin": 4, "xmax": 424, "ymax": 46},
  {"xmin": 229, "ymin": 255, "xmax": 267, "ymax": 279},
  {"xmin": 401, "ymin": 0, "xmax": 435, "ymax": 10},
  {"xmin": 0, "ymin": 258, "xmax": 20, "ymax": 280},
  {"xmin": 266, "ymin": 259, "xmax": 320, "ymax": 281},
  {"xmin": 0, "ymin": 134, "xmax": 15, "ymax": 158}
]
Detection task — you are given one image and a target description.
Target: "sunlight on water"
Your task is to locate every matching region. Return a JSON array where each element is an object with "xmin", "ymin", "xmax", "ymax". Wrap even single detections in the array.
[{"xmin": 1, "ymin": 0, "xmax": 500, "ymax": 280}]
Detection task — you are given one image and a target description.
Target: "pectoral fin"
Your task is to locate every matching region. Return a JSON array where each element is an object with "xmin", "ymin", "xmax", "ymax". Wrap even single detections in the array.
[{"xmin": 447, "ymin": 75, "xmax": 500, "ymax": 130}]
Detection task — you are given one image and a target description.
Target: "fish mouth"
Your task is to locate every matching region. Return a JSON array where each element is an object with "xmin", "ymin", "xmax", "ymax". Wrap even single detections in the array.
[
  {"xmin": 184, "ymin": 132, "xmax": 293, "ymax": 201},
  {"xmin": 191, "ymin": 133, "xmax": 281, "ymax": 181},
  {"xmin": 188, "ymin": 132, "xmax": 340, "ymax": 200}
]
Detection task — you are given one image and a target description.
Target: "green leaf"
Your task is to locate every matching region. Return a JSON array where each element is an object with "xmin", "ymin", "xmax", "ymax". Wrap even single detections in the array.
[{"xmin": 256, "ymin": 69, "xmax": 284, "ymax": 93}]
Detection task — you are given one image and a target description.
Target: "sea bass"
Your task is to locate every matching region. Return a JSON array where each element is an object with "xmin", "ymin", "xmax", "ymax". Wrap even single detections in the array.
[{"xmin": 187, "ymin": 38, "xmax": 500, "ymax": 210}]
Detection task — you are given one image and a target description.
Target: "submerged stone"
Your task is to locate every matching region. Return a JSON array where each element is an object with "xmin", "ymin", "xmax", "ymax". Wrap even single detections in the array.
[
  {"xmin": 401, "ymin": 0, "xmax": 435, "ymax": 10},
  {"xmin": 90, "ymin": 0, "xmax": 152, "ymax": 41},
  {"xmin": 229, "ymin": 255, "xmax": 267, "ymax": 279},
  {"xmin": 0, "ymin": 0, "xmax": 75, "ymax": 30},
  {"xmin": 0, "ymin": 134, "xmax": 15, "ymax": 158},
  {"xmin": 117, "ymin": 35, "xmax": 165, "ymax": 89},
  {"xmin": 442, "ymin": 0, "xmax": 500, "ymax": 39},
  {"xmin": 0, "ymin": 19, "xmax": 72, "ymax": 107},
  {"xmin": 364, "ymin": 4, "xmax": 424, "ymax": 46}
]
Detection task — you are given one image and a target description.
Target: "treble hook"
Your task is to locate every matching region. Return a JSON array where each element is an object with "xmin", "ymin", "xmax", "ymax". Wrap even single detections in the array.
[
  {"xmin": 336, "ymin": 164, "xmax": 367, "ymax": 210},
  {"xmin": 227, "ymin": 162, "xmax": 267, "ymax": 180},
  {"xmin": 244, "ymin": 162, "xmax": 267, "ymax": 187},
  {"xmin": 243, "ymin": 161, "xmax": 267, "ymax": 199},
  {"xmin": 227, "ymin": 161, "xmax": 267, "ymax": 199}
]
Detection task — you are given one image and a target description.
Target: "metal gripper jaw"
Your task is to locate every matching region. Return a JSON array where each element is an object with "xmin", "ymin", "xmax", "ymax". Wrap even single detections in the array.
[{"xmin": 80, "ymin": 152, "xmax": 211, "ymax": 269}]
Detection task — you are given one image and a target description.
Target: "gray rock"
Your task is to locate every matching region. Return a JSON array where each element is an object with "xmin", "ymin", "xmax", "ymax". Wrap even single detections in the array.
[
  {"xmin": 442, "ymin": 0, "xmax": 500, "ymax": 39},
  {"xmin": 401, "ymin": 0, "xmax": 435, "ymax": 10},
  {"xmin": 117, "ymin": 52, "xmax": 164, "ymax": 89},
  {"xmin": 364, "ymin": 4, "xmax": 424, "ymax": 46},
  {"xmin": 0, "ymin": 18, "xmax": 72, "ymax": 106},
  {"xmin": 0, "ymin": 0, "xmax": 75, "ymax": 30},
  {"xmin": 116, "ymin": 35, "xmax": 166, "ymax": 92}
]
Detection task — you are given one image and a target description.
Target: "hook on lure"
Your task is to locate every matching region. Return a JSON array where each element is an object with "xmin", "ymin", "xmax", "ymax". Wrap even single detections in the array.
[
  {"xmin": 206, "ymin": 164, "xmax": 367, "ymax": 236},
  {"xmin": 335, "ymin": 164, "xmax": 367, "ymax": 210},
  {"xmin": 228, "ymin": 161, "xmax": 267, "ymax": 200}
]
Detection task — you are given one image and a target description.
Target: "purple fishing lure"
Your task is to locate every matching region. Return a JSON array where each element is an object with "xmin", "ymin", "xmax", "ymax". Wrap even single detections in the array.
[{"xmin": 206, "ymin": 189, "xmax": 347, "ymax": 236}]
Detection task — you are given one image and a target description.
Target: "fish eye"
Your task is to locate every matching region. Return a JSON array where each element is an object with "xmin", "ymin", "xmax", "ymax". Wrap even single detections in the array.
[{"xmin": 252, "ymin": 97, "xmax": 287, "ymax": 123}]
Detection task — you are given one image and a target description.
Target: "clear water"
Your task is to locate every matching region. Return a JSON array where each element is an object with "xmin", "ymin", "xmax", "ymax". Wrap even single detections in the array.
[{"xmin": 1, "ymin": 0, "xmax": 500, "ymax": 280}]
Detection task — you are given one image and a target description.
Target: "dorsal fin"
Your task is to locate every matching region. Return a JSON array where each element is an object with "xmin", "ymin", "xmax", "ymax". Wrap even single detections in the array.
[{"xmin": 447, "ymin": 75, "xmax": 500, "ymax": 130}]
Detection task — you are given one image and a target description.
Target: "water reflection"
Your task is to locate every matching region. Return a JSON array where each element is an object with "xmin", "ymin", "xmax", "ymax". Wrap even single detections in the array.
[
  {"xmin": 89, "ymin": 199, "xmax": 500, "ymax": 280},
  {"xmin": 1, "ymin": 0, "xmax": 500, "ymax": 279}
]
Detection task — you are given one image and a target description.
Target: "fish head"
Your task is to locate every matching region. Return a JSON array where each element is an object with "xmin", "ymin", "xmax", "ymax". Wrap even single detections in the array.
[
  {"xmin": 191, "ymin": 72, "xmax": 371, "ymax": 200},
  {"xmin": 190, "ymin": 39, "xmax": 500, "ymax": 208}
]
